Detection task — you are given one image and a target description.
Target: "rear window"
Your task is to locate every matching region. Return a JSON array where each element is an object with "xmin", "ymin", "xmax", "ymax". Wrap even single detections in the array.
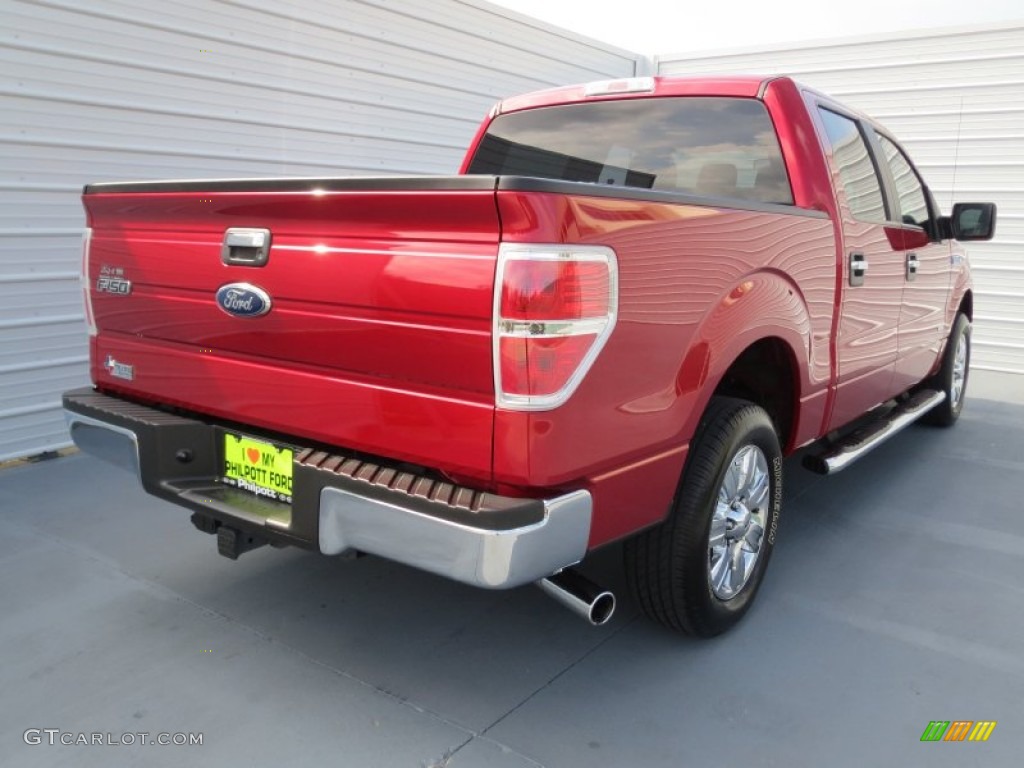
[{"xmin": 467, "ymin": 97, "xmax": 793, "ymax": 205}]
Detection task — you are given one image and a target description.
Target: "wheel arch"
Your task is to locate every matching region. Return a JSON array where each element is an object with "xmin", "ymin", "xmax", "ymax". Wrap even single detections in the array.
[
  {"xmin": 958, "ymin": 288, "xmax": 973, "ymax": 321},
  {"xmin": 932, "ymin": 284, "xmax": 973, "ymax": 380},
  {"xmin": 703, "ymin": 336, "xmax": 803, "ymax": 453}
]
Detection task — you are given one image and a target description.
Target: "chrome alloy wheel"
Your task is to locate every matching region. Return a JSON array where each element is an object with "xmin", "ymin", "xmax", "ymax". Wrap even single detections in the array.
[
  {"xmin": 951, "ymin": 330, "xmax": 968, "ymax": 408},
  {"xmin": 708, "ymin": 444, "xmax": 769, "ymax": 600}
]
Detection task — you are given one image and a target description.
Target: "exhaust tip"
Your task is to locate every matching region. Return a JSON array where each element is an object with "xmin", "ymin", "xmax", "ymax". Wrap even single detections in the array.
[
  {"xmin": 588, "ymin": 591, "xmax": 616, "ymax": 626},
  {"xmin": 537, "ymin": 569, "xmax": 616, "ymax": 626}
]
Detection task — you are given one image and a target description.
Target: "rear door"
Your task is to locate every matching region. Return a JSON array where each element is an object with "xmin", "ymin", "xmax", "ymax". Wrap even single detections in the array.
[{"xmin": 814, "ymin": 104, "xmax": 907, "ymax": 431}]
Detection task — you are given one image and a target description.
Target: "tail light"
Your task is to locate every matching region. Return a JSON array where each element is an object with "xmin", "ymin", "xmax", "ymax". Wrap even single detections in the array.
[
  {"xmin": 494, "ymin": 244, "xmax": 618, "ymax": 410},
  {"xmin": 81, "ymin": 227, "xmax": 96, "ymax": 337}
]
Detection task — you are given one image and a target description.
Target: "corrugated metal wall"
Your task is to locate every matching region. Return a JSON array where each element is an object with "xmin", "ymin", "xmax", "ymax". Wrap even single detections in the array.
[
  {"xmin": 0, "ymin": 0, "xmax": 639, "ymax": 461},
  {"xmin": 658, "ymin": 22, "xmax": 1024, "ymax": 375}
]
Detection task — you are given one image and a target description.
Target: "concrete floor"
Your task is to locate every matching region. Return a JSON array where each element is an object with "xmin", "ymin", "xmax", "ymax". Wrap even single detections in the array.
[{"xmin": 2, "ymin": 371, "xmax": 1022, "ymax": 767}]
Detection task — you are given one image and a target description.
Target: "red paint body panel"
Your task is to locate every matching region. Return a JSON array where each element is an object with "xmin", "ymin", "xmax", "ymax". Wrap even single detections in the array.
[
  {"xmin": 81, "ymin": 75, "xmax": 971, "ymax": 552},
  {"xmin": 893, "ymin": 233, "xmax": 953, "ymax": 393},
  {"xmin": 93, "ymin": 334, "xmax": 495, "ymax": 478},
  {"xmin": 492, "ymin": 191, "xmax": 835, "ymax": 544}
]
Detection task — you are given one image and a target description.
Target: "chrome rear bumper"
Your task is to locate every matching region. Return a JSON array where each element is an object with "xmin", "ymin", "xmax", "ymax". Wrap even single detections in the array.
[
  {"xmin": 63, "ymin": 388, "xmax": 591, "ymax": 589},
  {"xmin": 66, "ymin": 411, "xmax": 141, "ymax": 478},
  {"xmin": 318, "ymin": 486, "xmax": 590, "ymax": 589}
]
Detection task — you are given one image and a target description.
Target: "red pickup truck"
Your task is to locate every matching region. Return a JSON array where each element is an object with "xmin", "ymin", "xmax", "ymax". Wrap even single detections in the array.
[{"xmin": 63, "ymin": 75, "xmax": 995, "ymax": 637}]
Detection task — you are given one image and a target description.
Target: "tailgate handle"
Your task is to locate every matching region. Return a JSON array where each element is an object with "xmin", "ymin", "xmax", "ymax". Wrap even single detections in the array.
[{"xmin": 222, "ymin": 228, "xmax": 271, "ymax": 266}]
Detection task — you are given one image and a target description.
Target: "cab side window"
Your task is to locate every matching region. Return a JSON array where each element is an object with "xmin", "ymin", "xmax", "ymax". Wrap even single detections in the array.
[
  {"xmin": 876, "ymin": 134, "xmax": 930, "ymax": 228},
  {"xmin": 817, "ymin": 107, "xmax": 888, "ymax": 224}
]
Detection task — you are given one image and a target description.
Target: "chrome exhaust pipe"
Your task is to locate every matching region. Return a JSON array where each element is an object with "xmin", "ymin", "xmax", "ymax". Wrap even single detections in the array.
[{"xmin": 536, "ymin": 569, "xmax": 616, "ymax": 626}]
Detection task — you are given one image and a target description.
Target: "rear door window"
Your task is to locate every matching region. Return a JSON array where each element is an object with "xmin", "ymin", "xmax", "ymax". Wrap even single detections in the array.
[
  {"xmin": 468, "ymin": 97, "xmax": 794, "ymax": 205},
  {"xmin": 816, "ymin": 107, "xmax": 888, "ymax": 223}
]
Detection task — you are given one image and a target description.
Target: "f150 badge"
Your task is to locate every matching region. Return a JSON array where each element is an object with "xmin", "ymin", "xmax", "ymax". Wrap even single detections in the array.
[
  {"xmin": 96, "ymin": 265, "xmax": 132, "ymax": 295},
  {"xmin": 216, "ymin": 283, "xmax": 272, "ymax": 318}
]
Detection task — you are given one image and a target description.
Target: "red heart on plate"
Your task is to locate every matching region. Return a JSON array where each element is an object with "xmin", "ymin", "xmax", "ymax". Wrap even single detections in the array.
[{"xmin": 246, "ymin": 447, "xmax": 261, "ymax": 464}]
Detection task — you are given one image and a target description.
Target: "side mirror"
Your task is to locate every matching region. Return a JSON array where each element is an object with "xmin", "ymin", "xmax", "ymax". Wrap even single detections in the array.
[{"xmin": 949, "ymin": 202, "xmax": 996, "ymax": 241}]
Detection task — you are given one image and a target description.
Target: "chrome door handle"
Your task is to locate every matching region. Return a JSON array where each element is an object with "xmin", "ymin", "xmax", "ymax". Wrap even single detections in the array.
[
  {"xmin": 849, "ymin": 252, "xmax": 869, "ymax": 287},
  {"xmin": 906, "ymin": 252, "xmax": 920, "ymax": 281}
]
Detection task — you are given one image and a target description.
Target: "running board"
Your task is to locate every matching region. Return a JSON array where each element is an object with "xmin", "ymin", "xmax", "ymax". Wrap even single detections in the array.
[{"xmin": 803, "ymin": 389, "xmax": 946, "ymax": 475}]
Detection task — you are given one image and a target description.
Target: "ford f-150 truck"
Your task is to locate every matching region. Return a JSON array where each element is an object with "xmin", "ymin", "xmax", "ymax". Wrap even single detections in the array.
[{"xmin": 63, "ymin": 75, "xmax": 995, "ymax": 637}]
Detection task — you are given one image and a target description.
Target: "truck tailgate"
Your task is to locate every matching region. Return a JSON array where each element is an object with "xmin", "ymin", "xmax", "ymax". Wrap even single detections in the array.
[{"xmin": 82, "ymin": 177, "xmax": 500, "ymax": 480}]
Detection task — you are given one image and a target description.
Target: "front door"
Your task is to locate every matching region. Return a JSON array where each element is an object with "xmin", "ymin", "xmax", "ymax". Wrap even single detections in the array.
[{"xmin": 872, "ymin": 132, "xmax": 953, "ymax": 392}]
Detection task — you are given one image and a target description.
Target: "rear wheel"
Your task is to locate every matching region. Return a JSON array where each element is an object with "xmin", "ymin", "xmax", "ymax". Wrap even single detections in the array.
[
  {"xmin": 924, "ymin": 312, "xmax": 971, "ymax": 427},
  {"xmin": 624, "ymin": 397, "xmax": 783, "ymax": 637}
]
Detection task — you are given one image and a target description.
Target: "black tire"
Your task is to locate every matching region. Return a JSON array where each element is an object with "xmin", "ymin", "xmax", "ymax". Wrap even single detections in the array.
[
  {"xmin": 624, "ymin": 397, "xmax": 783, "ymax": 637},
  {"xmin": 923, "ymin": 312, "xmax": 971, "ymax": 427}
]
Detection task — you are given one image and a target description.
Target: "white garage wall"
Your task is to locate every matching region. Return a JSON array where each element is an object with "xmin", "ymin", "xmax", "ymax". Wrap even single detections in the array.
[
  {"xmin": 0, "ymin": 0, "xmax": 640, "ymax": 461},
  {"xmin": 657, "ymin": 22, "xmax": 1024, "ymax": 375}
]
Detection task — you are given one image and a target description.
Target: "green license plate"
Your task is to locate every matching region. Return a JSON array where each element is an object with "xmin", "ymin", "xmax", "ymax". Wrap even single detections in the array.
[{"xmin": 222, "ymin": 432, "xmax": 294, "ymax": 504}]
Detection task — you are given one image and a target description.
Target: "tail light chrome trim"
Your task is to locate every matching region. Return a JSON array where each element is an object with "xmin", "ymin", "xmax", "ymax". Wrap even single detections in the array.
[
  {"xmin": 81, "ymin": 227, "xmax": 96, "ymax": 337},
  {"xmin": 493, "ymin": 243, "xmax": 618, "ymax": 411}
]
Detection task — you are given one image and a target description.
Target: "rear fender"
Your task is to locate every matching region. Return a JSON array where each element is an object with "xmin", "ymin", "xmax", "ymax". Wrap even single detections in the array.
[{"xmin": 678, "ymin": 270, "xmax": 816, "ymax": 452}]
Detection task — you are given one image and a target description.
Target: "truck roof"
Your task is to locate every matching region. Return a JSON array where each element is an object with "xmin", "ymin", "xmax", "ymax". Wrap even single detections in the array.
[{"xmin": 496, "ymin": 75, "xmax": 779, "ymax": 114}]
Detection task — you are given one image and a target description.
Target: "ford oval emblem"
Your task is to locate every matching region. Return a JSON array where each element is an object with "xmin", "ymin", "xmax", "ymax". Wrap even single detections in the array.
[{"xmin": 216, "ymin": 283, "xmax": 272, "ymax": 318}]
